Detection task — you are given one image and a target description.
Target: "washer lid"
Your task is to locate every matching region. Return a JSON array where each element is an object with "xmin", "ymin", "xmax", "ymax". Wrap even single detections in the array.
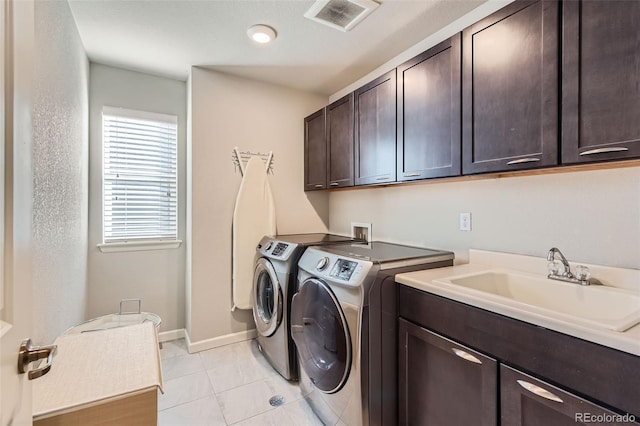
[
  {"xmin": 318, "ymin": 241, "xmax": 454, "ymax": 269},
  {"xmin": 290, "ymin": 278, "xmax": 351, "ymax": 393},
  {"xmin": 272, "ymin": 233, "xmax": 363, "ymax": 245},
  {"xmin": 252, "ymin": 258, "xmax": 283, "ymax": 337}
]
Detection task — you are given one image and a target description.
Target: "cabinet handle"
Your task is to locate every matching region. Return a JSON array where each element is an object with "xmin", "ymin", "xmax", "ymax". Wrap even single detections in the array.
[
  {"xmin": 451, "ymin": 348, "xmax": 482, "ymax": 364},
  {"xmin": 404, "ymin": 172, "xmax": 421, "ymax": 177},
  {"xmin": 314, "ymin": 184, "xmax": 324, "ymax": 189},
  {"xmin": 506, "ymin": 158, "xmax": 540, "ymax": 165},
  {"xmin": 579, "ymin": 147, "xmax": 629, "ymax": 156},
  {"xmin": 517, "ymin": 380, "xmax": 563, "ymax": 403},
  {"xmin": 376, "ymin": 176, "xmax": 391, "ymax": 181},
  {"xmin": 330, "ymin": 182, "xmax": 339, "ymax": 186}
]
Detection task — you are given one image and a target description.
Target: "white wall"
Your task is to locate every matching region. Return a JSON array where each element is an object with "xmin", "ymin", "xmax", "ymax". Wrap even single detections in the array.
[
  {"xmin": 87, "ymin": 64, "xmax": 187, "ymax": 332},
  {"xmin": 330, "ymin": 166, "xmax": 640, "ymax": 269},
  {"xmin": 32, "ymin": 0, "xmax": 89, "ymax": 344},
  {"xmin": 187, "ymin": 68, "xmax": 328, "ymax": 344}
]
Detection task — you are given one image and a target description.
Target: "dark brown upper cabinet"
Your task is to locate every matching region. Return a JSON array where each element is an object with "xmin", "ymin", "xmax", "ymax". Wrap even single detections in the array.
[
  {"xmin": 462, "ymin": 0, "xmax": 559, "ymax": 175},
  {"xmin": 304, "ymin": 108, "xmax": 327, "ymax": 191},
  {"xmin": 354, "ymin": 70, "xmax": 397, "ymax": 186},
  {"xmin": 397, "ymin": 34, "xmax": 461, "ymax": 182},
  {"xmin": 562, "ymin": 0, "xmax": 640, "ymax": 164},
  {"xmin": 327, "ymin": 94, "xmax": 354, "ymax": 188}
]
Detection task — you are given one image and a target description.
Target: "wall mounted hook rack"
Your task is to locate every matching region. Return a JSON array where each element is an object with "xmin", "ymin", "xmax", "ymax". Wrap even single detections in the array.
[{"xmin": 232, "ymin": 147, "xmax": 274, "ymax": 176}]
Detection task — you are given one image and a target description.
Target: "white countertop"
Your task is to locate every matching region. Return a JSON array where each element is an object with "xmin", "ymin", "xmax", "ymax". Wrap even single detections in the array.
[
  {"xmin": 396, "ymin": 250, "xmax": 640, "ymax": 357},
  {"xmin": 33, "ymin": 321, "xmax": 163, "ymax": 419}
]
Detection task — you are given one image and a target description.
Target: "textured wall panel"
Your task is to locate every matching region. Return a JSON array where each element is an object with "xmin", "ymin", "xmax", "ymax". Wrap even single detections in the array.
[{"xmin": 33, "ymin": 0, "xmax": 89, "ymax": 344}]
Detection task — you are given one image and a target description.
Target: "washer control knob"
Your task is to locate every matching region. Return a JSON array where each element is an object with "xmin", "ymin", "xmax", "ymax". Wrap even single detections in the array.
[
  {"xmin": 316, "ymin": 257, "xmax": 330, "ymax": 271},
  {"xmin": 265, "ymin": 241, "xmax": 273, "ymax": 251}
]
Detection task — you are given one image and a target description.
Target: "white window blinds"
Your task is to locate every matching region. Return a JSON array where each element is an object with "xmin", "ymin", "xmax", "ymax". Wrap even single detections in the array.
[{"xmin": 102, "ymin": 107, "xmax": 178, "ymax": 243}]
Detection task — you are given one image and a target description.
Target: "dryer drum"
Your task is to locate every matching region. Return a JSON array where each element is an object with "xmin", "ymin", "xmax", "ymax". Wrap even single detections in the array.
[
  {"xmin": 256, "ymin": 274, "xmax": 274, "ymax": 322},
  {"xmin": 252, "ymin": 258, "xmax": 283, "ymax": 337},
  {"xmin": 291, "ymin": 278, "xmax": 351, "ymax": 393}
]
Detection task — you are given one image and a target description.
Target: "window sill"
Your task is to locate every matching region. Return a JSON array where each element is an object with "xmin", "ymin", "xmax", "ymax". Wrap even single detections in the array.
[{"xmin": 97, "ymin": 240, "xmax": 183, "ymax": 253}]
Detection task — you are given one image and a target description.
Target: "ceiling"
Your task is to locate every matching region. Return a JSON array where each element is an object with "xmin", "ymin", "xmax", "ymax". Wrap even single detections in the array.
[{"xmin": 67, "ymin": 0, "xmax": 485, "ymax": 95}]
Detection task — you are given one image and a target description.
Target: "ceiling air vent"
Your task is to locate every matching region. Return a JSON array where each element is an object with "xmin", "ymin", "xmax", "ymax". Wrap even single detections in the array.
[{"xmin": 304, "ymin": 0, "xmax": 380, "ymax": 32}]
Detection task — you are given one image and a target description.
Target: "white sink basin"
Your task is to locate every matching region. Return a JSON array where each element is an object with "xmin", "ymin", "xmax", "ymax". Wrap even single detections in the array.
[{"xmin": 433, "ymin": 270, "xmax": 640, "ymax": 332}]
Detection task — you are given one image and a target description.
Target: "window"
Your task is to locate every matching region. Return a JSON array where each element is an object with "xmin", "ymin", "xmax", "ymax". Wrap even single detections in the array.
[{"xmin": 102, "ymin": 107, "xmax": 178, "ymax": 246}]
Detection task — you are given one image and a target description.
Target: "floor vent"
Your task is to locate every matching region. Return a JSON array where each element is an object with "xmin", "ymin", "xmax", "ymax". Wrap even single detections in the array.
[
  {"xmin": 269, "ymin": 395, "xmax": 286, "ymax": 407},
  {"xmin": 304, "ymin": 0, "xmax": 380, "ymax": 32}
]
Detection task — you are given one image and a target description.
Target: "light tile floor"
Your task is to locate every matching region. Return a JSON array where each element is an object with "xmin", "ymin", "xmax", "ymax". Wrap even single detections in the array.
[{"xmin": 158, "ymin": 339, "xmax": 323, "ymax": 426}]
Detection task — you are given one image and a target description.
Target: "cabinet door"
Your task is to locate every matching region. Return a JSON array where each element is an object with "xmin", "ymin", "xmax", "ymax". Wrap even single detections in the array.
[
  {"xmin": 354, "ymin": 70, "xmax": 396, "ymax": 185},
  {"xmin": 304, "ymin": 108, "xmax": 327, "ymax": 191},
  {"xmin": 501, "ymin": 365, "xmax": 638, "ymax": 426},
  {"xmin": 562, "ymin": 0, "xmax": 640, "ymax": 163},
  {"xmin": 397, "ymin": 34, "xmax": 461, "ymax": 181},
  {"xmin": 327, "ymin": 94, "xmax": 354, "ymax": 188},
  {"xmin": 398, "ymin": 318, "xmax": 497, "ymax": 426},
  {"xmin": 462, "ymin": 0, "xmax": 558, "ymax": 174}
]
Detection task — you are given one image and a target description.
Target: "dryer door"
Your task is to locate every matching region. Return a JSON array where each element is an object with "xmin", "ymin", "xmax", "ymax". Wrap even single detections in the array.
[
  {"xmin": 252, "ymin": 258, "xmax": 283, "ymax": 337},
  {"xmin": 291, "ymin": 278, "xmax": 351, "ymax": 394}
]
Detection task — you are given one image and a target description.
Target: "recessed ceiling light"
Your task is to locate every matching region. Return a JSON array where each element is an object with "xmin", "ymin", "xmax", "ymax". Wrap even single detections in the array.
[{"xmin": 247, "ymin": 24, "xmax": 277, "ymax": 44}]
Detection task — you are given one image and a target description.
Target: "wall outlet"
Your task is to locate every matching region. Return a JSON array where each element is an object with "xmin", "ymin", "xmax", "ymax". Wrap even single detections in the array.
[
  {"xmin": 351, "ymin": 222, "xmax": 372, "ymax": 242},
  {"xmin": 459, "ymin": 213, "xmax": 471, "ymax": 231}
]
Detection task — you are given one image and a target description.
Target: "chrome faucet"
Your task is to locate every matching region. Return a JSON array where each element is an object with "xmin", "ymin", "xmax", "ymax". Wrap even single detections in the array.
[{"xmin": 547, "ymin": 247, "xmax": 595, "ymax": 286}]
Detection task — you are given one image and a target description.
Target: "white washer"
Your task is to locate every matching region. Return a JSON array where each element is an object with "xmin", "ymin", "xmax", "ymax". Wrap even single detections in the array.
[
  {"xmin": 291, "ymin": 242, "xmax": 454, "ymax": 425},
  {"xmin": 252, "ymin": 234, "xmax": 363, "ymax": 381}
]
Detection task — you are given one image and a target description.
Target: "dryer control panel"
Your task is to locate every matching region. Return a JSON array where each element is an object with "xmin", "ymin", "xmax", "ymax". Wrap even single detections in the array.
[
  {"xmin": 297, "ymin": 247, "xmax": 374, "ymax": 288},
  {"xmin": 330, "ymin": 259, "xmax": 358, "ymax": 281},
  {"xmin": 256, "ymin": 236, "xmax": 297, "ymax": 261},
  {"xmin": 271, "ymin": 242, "xmax": 288, "ymax": 257}
]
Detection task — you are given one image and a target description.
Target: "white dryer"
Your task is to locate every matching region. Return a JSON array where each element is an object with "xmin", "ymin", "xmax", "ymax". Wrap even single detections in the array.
[
  {"xmin": 291, "ymin": 242, "xmax": 454, "ymax": 425},
  {"xmin": 252, "ymin": 234, "xmax": 363, "ymax": 381}
]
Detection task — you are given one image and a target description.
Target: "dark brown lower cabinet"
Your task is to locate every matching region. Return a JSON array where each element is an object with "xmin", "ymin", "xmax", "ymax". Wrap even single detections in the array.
[
  {"xmin": 398, "ymin": 317, "xmax": 640, "ymax": 426},
  {"xmin": 399, "ymin": 318, "xmax": 497, "ymax": 426},
  {"xmin": 397, "ymin": 286, "xmax": 640, "ymax": 425},
  {"xmin": 501, "ymin": 365, "xmax": 638, "ymax": 426}
]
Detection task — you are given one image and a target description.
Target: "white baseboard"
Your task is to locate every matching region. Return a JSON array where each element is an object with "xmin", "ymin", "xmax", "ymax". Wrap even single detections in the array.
[
  {"xmin": 185, "ymin": 328, "xmax": 257, "ymax": 353},
  {"xmin": 158, "ymin": 328, "xmax": 186, "ymax": 343}
]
